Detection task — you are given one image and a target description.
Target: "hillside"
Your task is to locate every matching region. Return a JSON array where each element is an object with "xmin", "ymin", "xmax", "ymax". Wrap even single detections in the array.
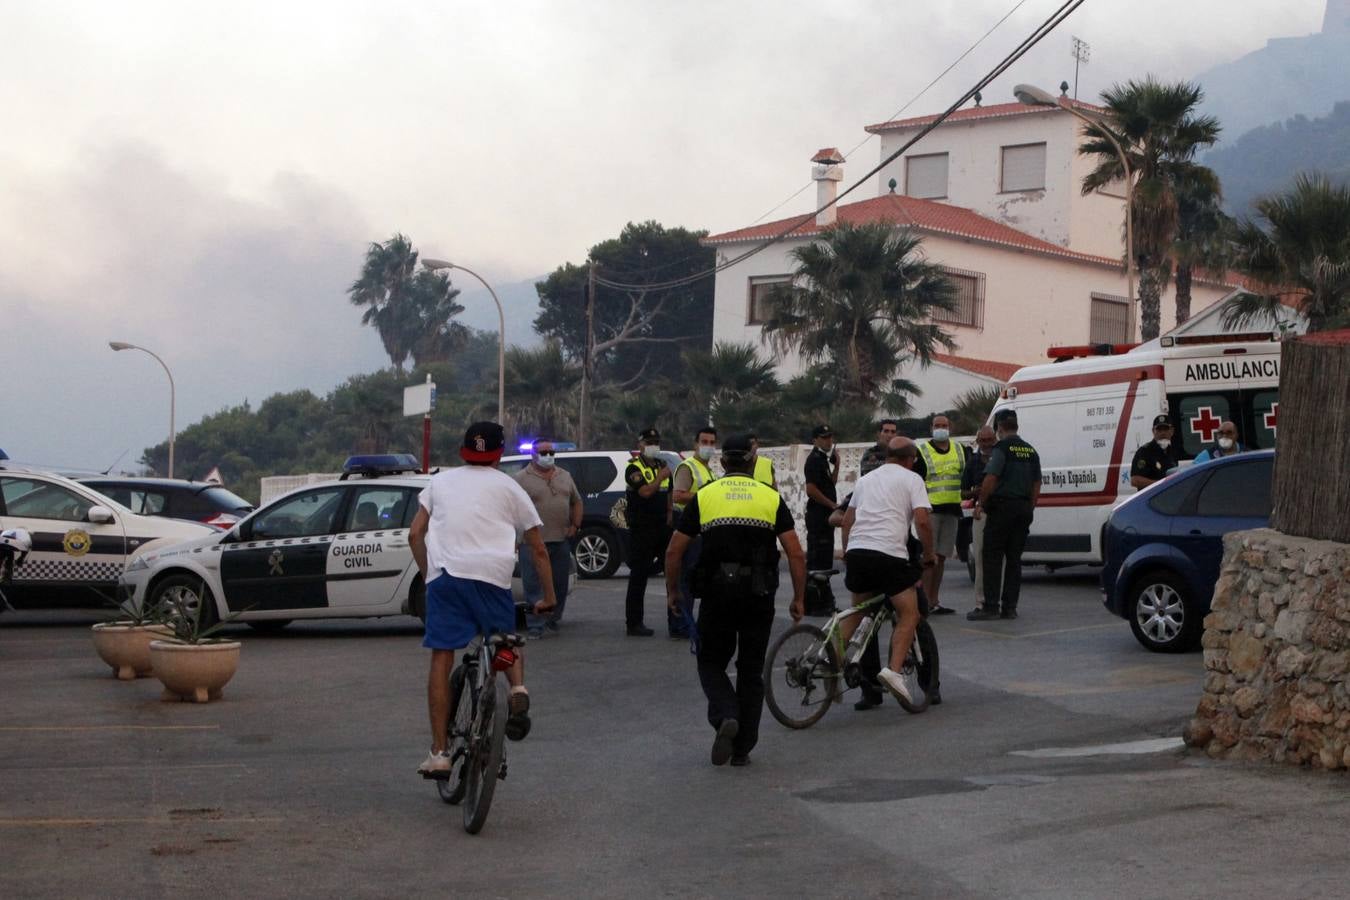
[{"xmin": 1207, "ymin": 102, "xmax": 1350, "ymax": 216}]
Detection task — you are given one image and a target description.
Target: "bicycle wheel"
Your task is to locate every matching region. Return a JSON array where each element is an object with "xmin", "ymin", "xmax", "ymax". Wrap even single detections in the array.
[
  {"xmin": 763, "ymin": 623, "xmax": 840, "ymax": 729},
  {"xmin": 462, "ymin": 677, "xmax": 508, "ymax": 834},
  {"xmin": 894, "ymin": 630, "xmax": 931, "ymax": 714},
  {"xmin": 915, "ymin": 619, "xmax": 939, "ymax": 702},
  {"xmin": 438, "ymin": 665, "xmax": 473, "ymax": 805}
]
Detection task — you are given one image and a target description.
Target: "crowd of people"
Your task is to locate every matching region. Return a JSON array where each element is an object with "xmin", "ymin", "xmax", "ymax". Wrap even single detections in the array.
[{"xmin": 408, "ymin": 408, "xmax": 1239, "ymax": 774}]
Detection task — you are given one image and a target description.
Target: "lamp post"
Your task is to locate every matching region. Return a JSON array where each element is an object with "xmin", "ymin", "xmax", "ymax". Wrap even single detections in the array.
[
  {"xmin": 1014, "ymin": 83, "xmax": 1136, "ymax": 337},
  {"xmin": 421, "ymin": 259, "xmax": 506, "ymax": 422},
  {"xmin": 109, "ymin": 341, "xmax": 176, "ymax": 478}
]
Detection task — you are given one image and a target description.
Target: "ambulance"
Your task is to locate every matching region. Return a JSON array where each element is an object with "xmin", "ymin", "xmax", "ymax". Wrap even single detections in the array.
[{"xmin": 989, "ymin": 333, "xmax": 1282, "ymax": 567}]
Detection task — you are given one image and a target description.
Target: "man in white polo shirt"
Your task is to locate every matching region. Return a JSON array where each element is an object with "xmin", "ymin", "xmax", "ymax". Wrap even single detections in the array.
[{"xmin": 409, "ymin": 421, "xmax": 557, "ymax": 777}]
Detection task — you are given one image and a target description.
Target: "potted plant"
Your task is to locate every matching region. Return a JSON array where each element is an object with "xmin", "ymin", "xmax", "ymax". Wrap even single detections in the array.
[
  {"xmin": 147, "ymin": 583, "xmax": 244, "ymax": 703},
  {"xmin": 91, "ymin": 595, "xmax": 173, "ymax": 681}
]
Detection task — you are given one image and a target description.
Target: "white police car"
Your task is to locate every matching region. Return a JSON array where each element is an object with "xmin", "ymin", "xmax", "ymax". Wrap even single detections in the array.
[
  {"xmin": 119, "ymin": 454, "xmax": 572, "ymax": 631},
  {"xmin": 0, "ymin": 462, "xmax": 213, "ymax": 611}
]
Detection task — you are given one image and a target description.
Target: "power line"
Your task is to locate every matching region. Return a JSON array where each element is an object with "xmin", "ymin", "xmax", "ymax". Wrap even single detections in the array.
[
  {"xmin": 595, "ymin": 0, "xmax": 1090, "ymax": 294},
  {"xmin": 749, "ymin": 0, "xmax": 1033, "ymax": 226}
]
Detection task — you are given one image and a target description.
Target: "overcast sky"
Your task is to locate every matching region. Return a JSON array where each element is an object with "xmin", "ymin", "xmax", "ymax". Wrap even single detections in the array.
[{"xmin": 0, "ymin": 0, "xmax": 1327, "ymax": 471}]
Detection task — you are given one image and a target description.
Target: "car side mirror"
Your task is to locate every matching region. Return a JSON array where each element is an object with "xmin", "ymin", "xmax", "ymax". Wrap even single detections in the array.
[{"xmin": 87, "ymin": 505, "xmax": 115, "ymax": 525}]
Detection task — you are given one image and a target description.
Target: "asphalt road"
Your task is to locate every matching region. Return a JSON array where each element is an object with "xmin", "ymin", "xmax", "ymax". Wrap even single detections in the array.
[{"xmin": 3, "ymin": 567, "xmax": 1347, "ymax": 899}]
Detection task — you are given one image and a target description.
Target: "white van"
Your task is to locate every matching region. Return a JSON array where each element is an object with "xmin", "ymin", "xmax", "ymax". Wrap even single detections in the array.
[{"xmin": 989, "ymin": 333, "xmax": 1282, "ymax": 567}]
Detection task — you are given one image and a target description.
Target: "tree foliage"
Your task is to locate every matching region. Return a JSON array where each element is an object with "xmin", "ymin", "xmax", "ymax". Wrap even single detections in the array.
[{"xmin": 348, "ymin": 234, "xmax": 467, "ymax": 371}]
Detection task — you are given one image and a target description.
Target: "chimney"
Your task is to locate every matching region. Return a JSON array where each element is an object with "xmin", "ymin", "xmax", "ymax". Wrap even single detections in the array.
[{"xmin": 811, "ymin": 148, "xmax": 844, "ymax": 227}]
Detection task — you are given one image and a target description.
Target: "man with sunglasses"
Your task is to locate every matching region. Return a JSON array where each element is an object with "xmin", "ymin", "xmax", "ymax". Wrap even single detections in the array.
[{"xmin": 514, "ymin": 439, "xmax": 583, "ymax": 638}]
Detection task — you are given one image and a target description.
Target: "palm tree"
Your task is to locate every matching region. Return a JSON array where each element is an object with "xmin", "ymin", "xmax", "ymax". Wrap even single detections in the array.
[
  {"xmin": 1171, "ymin": 175, "xmax": 1233, "ymax": 326},
  {"xmin": 681, "ymin": 342, "xmax": 780, "ymax": 428},
  {"xmin": 1223, "ymin": 173, "xmax": 1350, "ymax": 333},
  {"xmin": 946, "ymin": 384, "xmax": 1002, "ymax": 435},
  {"xmin": 348, "ymin": 234, "xmax": 422, "ymax": 372},
  {"xmin": 1079, "ymin": 78, "xmax": 1222, "ymax": 340},
  {"xmin": 408, "ymin": 270, "xmax": 467, "ymax": 367},
  {"xmin": 761, "ymin": 222, "xmax": 956, "ymax": 406},
  {"xmin": 504, "ymin": 341, "xmax": 581, "ymax": 438}
]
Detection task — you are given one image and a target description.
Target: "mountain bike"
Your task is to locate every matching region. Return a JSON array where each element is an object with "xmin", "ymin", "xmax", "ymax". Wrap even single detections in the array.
[
  {"xmin": 764, "ymin": 573, "xmax": 939, "ymax": 729},
  {"xmin": 428, "ymin": 613, "xmax": 526, "ymax": 834}
]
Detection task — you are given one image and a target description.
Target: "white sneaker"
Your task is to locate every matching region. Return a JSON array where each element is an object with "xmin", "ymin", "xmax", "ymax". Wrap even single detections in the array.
[
  {"xmin": 417, "ymin": 749, "xmax": 452, "ymax": 776},
  {"xmin": 878, "ymin": 667, "xmax": 913, "ymax": 706}
]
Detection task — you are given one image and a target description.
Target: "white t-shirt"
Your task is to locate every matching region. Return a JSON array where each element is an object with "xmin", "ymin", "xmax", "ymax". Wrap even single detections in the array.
[
  {"xmin": 418, "ymin": 466, "xmax": 542, "ymax": 589},
  {"xmin": 846, "ymin": 463, "xmax": 932, "ymax": 559}
]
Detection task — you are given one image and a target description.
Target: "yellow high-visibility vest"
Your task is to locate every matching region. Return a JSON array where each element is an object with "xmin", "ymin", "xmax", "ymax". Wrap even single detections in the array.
[
  {"xmin": 673, "ymin": 456, "xmax": 715, "ymax": 512},
  {"xmin": 696, "ymin": 475, "xmax": 780, "ymax": 530},
  {"xmin": 918, "ymin": 440, "xmax": 965, "ymax": 506}
]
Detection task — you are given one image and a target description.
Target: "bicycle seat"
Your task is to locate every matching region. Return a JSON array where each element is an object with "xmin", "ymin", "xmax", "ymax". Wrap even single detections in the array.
[{"xmin": 808, "ymin": 568, "xmax": 839, "ymax": 581}]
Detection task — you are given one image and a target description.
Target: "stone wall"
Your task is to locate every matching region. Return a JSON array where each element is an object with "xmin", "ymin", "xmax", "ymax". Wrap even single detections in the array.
[{"xmin": 1184, "ymin": 528, "xmax": 1350, "ymax": 769}]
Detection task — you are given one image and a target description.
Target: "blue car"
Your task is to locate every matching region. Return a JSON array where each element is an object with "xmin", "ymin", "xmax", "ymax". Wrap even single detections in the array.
[{"xmin": 1100, "ymin": 450, "xmax": 1274, "ymax": 653}]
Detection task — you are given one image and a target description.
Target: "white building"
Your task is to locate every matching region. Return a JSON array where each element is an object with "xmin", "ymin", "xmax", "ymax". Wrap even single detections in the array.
[{"xmin": 704, "ymin": 98, "xmax": 1240, "ymax": 413}]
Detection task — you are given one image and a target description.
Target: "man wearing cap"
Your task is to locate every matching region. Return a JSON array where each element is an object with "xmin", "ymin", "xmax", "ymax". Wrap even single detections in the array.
[
  {"xmin": 623, "ymin": 427, "xmax": 673, "ymax": 637},
  {"xmin": 665, "ymin": 434, "xmax": 806, "ymax": 767},
  {"xmin": 409, "ymin": 421, "xmax": 556, "ymax": 778},
  {"xmin": 669, "ymin": 426, "xmax": 718, "ymax": 639},
  {"xmin": 968, "ymin": 410, "xmax": 1040, "ymax": 621},
  {"xmin": 1130, "ymin": 416, "xmax": 1180, "ymax": 490},
  {"xmin": 747, "ymin": 434, "xmax": 777, "ymax": 488},
  {"xmin": 803, "ymin": 425, "xmax": 841, "ymax": 572}
]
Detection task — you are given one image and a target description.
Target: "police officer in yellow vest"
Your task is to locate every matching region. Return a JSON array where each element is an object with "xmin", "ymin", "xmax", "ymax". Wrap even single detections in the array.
[
  {"xmin": 623, "ymin": 427, "xmax": 672, "ymax": 637},
  {"xmin": 914, "ymin": 414, "xmax": 968, "ymax": 615},
  {"xmin": 669, "ymin": 426, "xmax": 718, "ymax": 639},
  {"xmin": 666, "ymin": 434, "xmax": 806, "ymax": 767},
  {"xmin": 747, "ymin": 433, "xmax": 777, "ymax": 487}
]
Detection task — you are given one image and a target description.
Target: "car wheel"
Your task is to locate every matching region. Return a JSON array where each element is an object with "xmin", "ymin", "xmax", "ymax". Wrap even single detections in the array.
[
  {"xmin": 1127, "ymin": 570, "xmax": 1202, "ymax": 653},
  {"xmin": 151, "ymin": 574, "xmax": 220, "ymax": 631},
  {"xmin": 574, "ymin": 526, "xmax": 620, "ymax": 579}
]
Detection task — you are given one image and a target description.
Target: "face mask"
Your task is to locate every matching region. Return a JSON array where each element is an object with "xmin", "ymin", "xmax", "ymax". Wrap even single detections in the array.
[
  {"xmin": 697, "ymin": 445, "xmax": 715, "ymax": 462},
  {"xmin": 931, "ymin": 428, "xmax": 950, "ymax": 442},
  {"xmin": 1156, "ymin": 439, "xmax": 1171, "ymax": 450},
  {"xmin": 643, "ymin": 445, "xmax": 661, "ymax": 460},
  {"xmin": 1218, "ymin": 437, "xmax": 1235, "ymax": 451},
  {"xmin": 535, "ymin": 455, "xmax": 555, "ymax": 469}
]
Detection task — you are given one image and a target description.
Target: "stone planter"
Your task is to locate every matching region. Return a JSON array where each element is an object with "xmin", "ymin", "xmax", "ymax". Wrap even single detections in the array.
[
  {"xmin": 149, "ymin": 639, "xmax": 242, "ymax": 703},
  {"xmin": 91, "ymin": 623, "xmax": 173, "ymax": 680}
]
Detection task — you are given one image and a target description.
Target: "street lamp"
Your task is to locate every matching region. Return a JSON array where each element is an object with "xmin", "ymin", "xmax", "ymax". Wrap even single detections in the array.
[
  {"xmin": 1015, "ymin": 83, "xmax": 1136, "ymax": 335},
  {"xmin": 421, "ymin": 259, "xmax": 506, "ymax": 422},
  {"xmin": 109, "ymin": 341, "xmax": 176, "ymax": 478}
]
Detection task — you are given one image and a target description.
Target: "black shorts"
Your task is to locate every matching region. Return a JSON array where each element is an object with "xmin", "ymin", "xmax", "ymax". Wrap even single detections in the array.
[{"xmin": 843, "ymin": 549, "xmax": 922, "ymax": 598}]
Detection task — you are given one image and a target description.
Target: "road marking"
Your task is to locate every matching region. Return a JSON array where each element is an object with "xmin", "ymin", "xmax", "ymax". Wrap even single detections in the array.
[
  {"xmin": 0, "ymin": 725, "xmax": 219, "ymax": 732},
  {"xmin": 1010, "ymin": 737, "xmax": 1185, "ymax": 758},
  {"xmin": 956, "ymin": 622, "xmax": 1119, "ymax": 640},
  {"xmin": 0, "ymin": 816, "xmax": 281, "ymax": 828}
]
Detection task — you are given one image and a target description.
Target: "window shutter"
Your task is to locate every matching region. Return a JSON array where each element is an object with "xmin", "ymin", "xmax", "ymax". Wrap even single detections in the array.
[
  {"xmin": 905, "ymin": 154, "xmax": 948, "ymax": 199},
  {"xmin": 1089, "ymin": 293, "xmax": 1131, "ymax": 343},
  {"xmin": 1001, "ymin": 143, "xmax": 1047, "ymax": 192}
]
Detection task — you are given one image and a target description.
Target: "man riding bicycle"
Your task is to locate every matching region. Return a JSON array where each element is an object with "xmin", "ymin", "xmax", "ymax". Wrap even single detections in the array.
[
  {"xmin": 409, "ymin": 421, "xmax": 557, "ymax": 777},
  {"xmin": 838, "ymin": 436, "xmax": 935, "ymax": 706}
]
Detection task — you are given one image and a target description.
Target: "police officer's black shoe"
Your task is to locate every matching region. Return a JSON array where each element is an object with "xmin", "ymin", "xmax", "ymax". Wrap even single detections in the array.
[
  {"xmin": 626, "ymin": 625, "xmax": 655, "ymax": 637},
  {"xmin": 1000, "ymin": 608, "xmax": 1018, "ymax": 620},
  {"xmin": 966, "ymin": 606, "xmax": 1000, "ymax": 621},
  {"xmin": 730, "ymin": 754, "xmax": 751, "ymax": 767},
  {"xmin": 711, "ymin": 719, "xmax": 739, "ymax": 766},
  {"xmin": 854, "ymin": 692, "xmax": 884, "ymax": 711}
]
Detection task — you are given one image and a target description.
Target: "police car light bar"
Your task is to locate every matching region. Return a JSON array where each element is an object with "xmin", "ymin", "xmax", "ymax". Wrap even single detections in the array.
[{"xmin": 340, "ymin": 453, "xmax": 422, "ymax": 479}]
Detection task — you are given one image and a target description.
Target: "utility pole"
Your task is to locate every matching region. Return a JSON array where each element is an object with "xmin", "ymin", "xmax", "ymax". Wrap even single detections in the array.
[
  {"xmin": 578, "ymin": 261, "xmax": 596, "ymax": 450},
  {"xmin": 1071, "ymin": 36, "xmax": 1090, "ymax": 100}
]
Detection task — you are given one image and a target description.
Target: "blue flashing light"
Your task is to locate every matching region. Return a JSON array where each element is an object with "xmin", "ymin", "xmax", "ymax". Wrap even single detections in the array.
[
  {"xmin": 341, "ymin": 453, "xmax": 422, "ymax": 477},
  {"xmin": 515, "ymin": 441, "xmax": 577, "ymax": 454},
  {"xmin": 518, "ymin": 442, "xmax": 534, "ymax": 452}
]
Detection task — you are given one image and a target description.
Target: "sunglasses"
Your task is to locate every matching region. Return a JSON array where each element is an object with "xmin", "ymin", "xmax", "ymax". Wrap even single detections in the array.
[{"xmin": 537, "ymin": 451, "xmax": 555, "ymax": 457}]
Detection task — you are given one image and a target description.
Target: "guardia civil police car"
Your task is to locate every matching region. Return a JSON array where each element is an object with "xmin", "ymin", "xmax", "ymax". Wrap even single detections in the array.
[
  {"xmin": 120, "ymin": 455, "xmax": 433, "ymax": 631},
  {"xmin": 0, "ymin": 462, "xmax": 213, "ymax": 610}
]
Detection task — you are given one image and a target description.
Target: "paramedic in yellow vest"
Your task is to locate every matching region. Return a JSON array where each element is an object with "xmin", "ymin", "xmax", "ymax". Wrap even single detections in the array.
[
  {"xmin": 665, "ymin": 434, "xmax": 805, "ymax": 767},
  {"xmin": 623, "ymin": 427, "xmax": 672, "ymax": 637},
  {"xmin": 748, "ymin": 433, "xmax": 777, "ymax": 487},
  {"xmin": 669, "ymin": 426, "xmax": 718, "ymax": 640},
  {"xmin": 914, "ymin": 415, "xmax": 967, "ymax": 615}
]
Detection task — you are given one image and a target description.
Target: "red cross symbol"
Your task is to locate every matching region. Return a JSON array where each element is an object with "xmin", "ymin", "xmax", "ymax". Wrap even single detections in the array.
[
  {"xmin": 1264, "ymin": 402, "xmax": 1278, "ymax": 435},
  {"xmin": 1189, "ymin": 406, "xmax": 1223, "ymax": 442}
]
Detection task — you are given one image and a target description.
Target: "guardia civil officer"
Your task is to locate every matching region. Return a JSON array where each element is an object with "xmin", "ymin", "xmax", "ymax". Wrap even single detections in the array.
[
  {"xmin": 1130, "ymin": 415, "xmax": 1180, "ymax": 489},
  {"xmin": 623, "ymin": 427, "xmax": 672, "ymax": 637},
  {"xmin": 669, "ymin": 426, "xmax": 718, "ymax": 639},
  {"xmin": 968, "ymin": 409, "xmax": 1041, "ymax": 621},
  {"xmin": 665, "ymin": 435, "xmax": 806, "ymax": 767}
]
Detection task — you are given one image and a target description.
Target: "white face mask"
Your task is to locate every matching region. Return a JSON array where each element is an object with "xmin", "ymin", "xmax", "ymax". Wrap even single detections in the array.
[
  {"xmin": 931, "ymin": 428, "xmax": 950, "ymax": 442},
  {"xmin": 642, "ymin": 445, "xmax": 661, "ymax": 460},
  {"xmin": 1217, "ymin": 437, "xmax": 1235, "ymax": 451},
  {"xmin": 696, "ymin": 445, "xmax": 715, "ymax": 462},
  {"xmin": 1156, "ymin": 438, "xmax": 1171, "ymax": 450},
  {"xmin": 535, "ymin": 455, "xmax": 555, "ymax": 469}
]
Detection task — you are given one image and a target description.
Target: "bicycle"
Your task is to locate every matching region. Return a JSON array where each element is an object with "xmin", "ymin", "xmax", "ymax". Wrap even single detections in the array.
[
  {"xmin": 764, "ymin": 571, "xmax": 939, "ymax": 729},
  {"xmin": 427, "ymin": 608, "xmax": 527, "ymax": 834}
]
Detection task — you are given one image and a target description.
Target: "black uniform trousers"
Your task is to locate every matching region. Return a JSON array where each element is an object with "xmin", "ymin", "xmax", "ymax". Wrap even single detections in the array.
[
  {"xmin": 696, "ymin": 589, "xmax": 775, "ymax": 758},
  {"xmin": 624, "ymin": 522, "xmax": 671, "ymax": 629},
  {"xmin": 981, "ymin": 498, "xmax": 1034, "ymax": 612},
  {"xmin": 805, "ymin": 506, "xmax": 835, "ymax": 571}
]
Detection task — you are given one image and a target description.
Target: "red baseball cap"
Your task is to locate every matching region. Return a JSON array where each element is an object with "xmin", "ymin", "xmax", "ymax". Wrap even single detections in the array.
[{"xmin": 460, "ymin": 421, "xmax": 505, "ymax": 463}]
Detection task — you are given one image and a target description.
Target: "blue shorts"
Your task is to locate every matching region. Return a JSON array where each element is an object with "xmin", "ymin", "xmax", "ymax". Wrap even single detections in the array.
[{"xmin": 422, "ymin": 570, "xmax": 515, "ymax": 651}]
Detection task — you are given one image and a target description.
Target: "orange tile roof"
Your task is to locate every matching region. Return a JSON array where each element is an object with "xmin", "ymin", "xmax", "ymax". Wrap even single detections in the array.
[
  {"xmin": 865, "ymin": 99, "xmax": 1107, "ymax": 133},
  {"xmin": 932, "ymin": 353, "xmax": 1021, "ymax": 382},
  {"xmin": 811, "ymin": 147, "xmax": 844, "ymax": 164},
  {"xmin": 703, "ymin": 193, "xmax": 1119, "ymax": 268}
]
